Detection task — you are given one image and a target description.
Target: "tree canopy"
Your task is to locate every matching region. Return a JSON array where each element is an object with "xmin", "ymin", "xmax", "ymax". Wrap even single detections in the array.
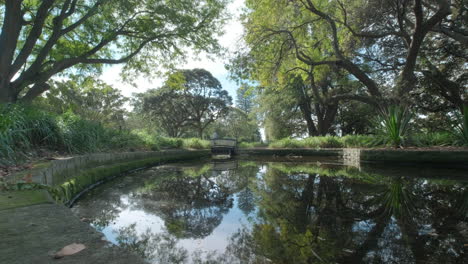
[
  {"xmin": 228, "ymin": 0, "xmax": 466, "ymax": 138},
  {"xmin": 0, "ymin": 0, "xmax": 228, "ymax": 102},
  {"xmin": 136, "ymin": 68, "xmax": 232, "ymax": 139}
]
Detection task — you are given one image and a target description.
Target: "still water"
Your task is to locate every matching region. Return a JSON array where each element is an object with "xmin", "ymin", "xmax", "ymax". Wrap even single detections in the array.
[{"xmin": 72, "ymin": 158, "xmax": 468, "ymax": 263}]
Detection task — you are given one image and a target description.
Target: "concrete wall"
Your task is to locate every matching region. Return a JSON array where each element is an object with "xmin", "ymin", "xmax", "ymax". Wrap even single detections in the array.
[{"xmin": 32, "ymin": 150, "xmax": 209, "ymax": 186}]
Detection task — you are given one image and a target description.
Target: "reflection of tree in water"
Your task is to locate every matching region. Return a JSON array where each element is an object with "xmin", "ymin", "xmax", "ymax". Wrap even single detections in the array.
[
  {"xmin": 134, "ymin": 163, "xmax": 260, "ymax": 239},
  {"xmin": 75, "ymin": 162, "xmax": 468, "ymax": 263},
  {"xmin": 72, "ymin": 176, "xmax": 132, "ymax": 231},
  {"xmin": 115, "ymin": 223, "xmax": 188, "ymax": 263},
  {"xmin": 134, "ymin": 168, "xmax": 235, "ymax": 239},
  {"xmin": 237, "ymin": 187, "xmax": 256, "ymax": 216},
  {"xmin": 222, "ymin": 164, "xmax": 468, "ymax": 264}
]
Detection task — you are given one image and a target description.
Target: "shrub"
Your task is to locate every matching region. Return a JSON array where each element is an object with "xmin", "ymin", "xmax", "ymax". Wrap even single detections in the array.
[
  {"xmin": 454, "ymin": 105, "xmax": 468, "ymax": 146},
  {"xmin": 239, "ymin": 142, "xmax": 267, "ymax": 148},
  {"xmin": 409, "ymin": 132, "xmax": 456, "ymax": 147},
  {"xmin": 342, "ymin": 135, "xmax": 383, "ymax": 148},
  {"xmin": 155, "ymin": 137, "xmax": 184, "ymax": 149},
  {"xmin": 269, "ymin": 138, "xmax": 302, "ymax": 148},
  {"xmin": 59, "ymin": 111, "xmax": 109, "ymax": 152},
  {"xmin": 1, "ymin": 104, "xmax": 63, "ymax": 164},
  {"xmin": 375, "ymin": 105, "xmax": 413, "ymax": 148},
  {"xmin": 321, "ymin": 136, "xmax": 344, "ymax": 148},
  {"xmin": 182, "ymin": 138, "xmax": 210, "ymax": 149}
]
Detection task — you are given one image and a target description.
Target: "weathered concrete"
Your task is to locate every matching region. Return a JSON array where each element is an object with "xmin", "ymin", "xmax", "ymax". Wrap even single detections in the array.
[
  {"xmin": 357, "ymin": 148, "xmax": 468, "ymax": 165},
  {"xmin": 2, "ymin": 149, "xmax": 211, "ymax": 264},
  {"xmin": 238, "ymin": 148, "xmax": 343, "ymax": 157},
  {"xmin": 237, "ymin": 147, "xmax": 468, "ymax": 166},
  {"xmin": 0, "ymin": 190, "xmax": 51, "ymax": 211},
  {"xmin": 27, "ymin": 149, "xmax": 210, "ymax": 185},
  {"xmin": 0, "ymin": 204, "xmax": 147, "ymax": 264}
]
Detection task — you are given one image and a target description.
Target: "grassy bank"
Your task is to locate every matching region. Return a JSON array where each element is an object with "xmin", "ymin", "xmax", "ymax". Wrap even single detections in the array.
[
  {"xmin": 240, "ymin": 133, "xmax": 464, "ymax": 149},
  {"xmin": 0, "ymin": 104, "xmax": 209, "ymax": 165}
]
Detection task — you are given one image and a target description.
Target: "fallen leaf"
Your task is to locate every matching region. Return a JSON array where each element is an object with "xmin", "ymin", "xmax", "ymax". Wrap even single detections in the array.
[{"xmin": 54, "ymin": 243, "xmax": 86, "ymax": 259}]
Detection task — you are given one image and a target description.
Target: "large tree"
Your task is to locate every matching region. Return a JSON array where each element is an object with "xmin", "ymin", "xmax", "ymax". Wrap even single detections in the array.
[
  {"xmin": 0, "ymin": 0, "xmax": 227, "ymax": 103},
  {"xmin": 138, "ymin": 69, "xmax": 232, "ymax": 138},
  {"xmin": 39, "ymin": 77, "xmax": 128, "ymax": 127},
  {"xmin": 167, "ymin": 69, "xmax": 232, "ymax": 138},
  {"xmin": 239, "ymin": 0, "xmax": 453, "ymax": 107},
  {"xmin": 137, "ymin": 88, "xmax": 190, "ymax": 138}
]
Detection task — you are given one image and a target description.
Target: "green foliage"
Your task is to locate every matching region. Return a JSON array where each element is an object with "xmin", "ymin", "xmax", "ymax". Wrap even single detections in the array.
[
  {"xmin": 0, "ymin": 105, "xmax": 146, "ymax": 164},
  {"xmin": 375, "ymin": 105, "xmax": 413, "ymax": 148},
  {"xmin": 409, "ymin": 132, "xmax": 456, "ymax": 147},
  {"xmin": 154, "ymin": 137, "xmax": 184, "ymax": 150},
  {"xmin": 342, "ymin": 135, "xmax": 382, "ymax": 148},
  {"xmin": 267, "ymin": 132, "xmax": 464, "ymax": 149},
  {"xmin": 239, "ymin": 142, "xmax": 267, "ymax": 148},
  {"xmin": 269, "ymin": 137, "xmax": 345, "ymax": 149},
  {"xmin": 1, "ymin": 0, "xmax": 228, "ymax": 102},
  {"xmin": 0, "ymin": 104, "xmax": 62, "ymax": 162},
  {"xmin": 207, "ymin": 107, "xmax": 261, "ymax": 142},
  {"xmin": 454, "ymin": 106, "xmax": 468, "ymax": 146},
  {"xmin": 137, "ymin": 69, "xmax": 232, "ymax": 138},
  {"xmin": 39, "ymin": 78, "xmax": 128, "ymax": 128},
  {"xmin": 182, "ymin": 138, "xmax": 210, "ymax": 149}
]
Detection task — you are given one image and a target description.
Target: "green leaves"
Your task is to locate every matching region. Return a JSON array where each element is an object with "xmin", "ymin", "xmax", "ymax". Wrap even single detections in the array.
[
  {"xmin": 376, "ymin": 105, "xmax": 413, "ymax": 148},
  {"xmin": 454, "ymin": 105, "xmax": 468, "ymax": 146},
  {"xmin": 1, "ymin": 0, "xmax": 228, "ymax": 102}
]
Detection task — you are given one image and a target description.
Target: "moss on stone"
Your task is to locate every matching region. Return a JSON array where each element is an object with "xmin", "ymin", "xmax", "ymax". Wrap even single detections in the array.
[
  {"xmin": 49, "ymin": 150, "xmax": 209, "ymax": 205},
  {"xmin": 0, "ymin": 190, "xmax": 51, "ymax": 211}
]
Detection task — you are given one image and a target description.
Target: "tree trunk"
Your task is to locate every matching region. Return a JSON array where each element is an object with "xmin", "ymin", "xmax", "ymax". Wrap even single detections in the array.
[
  {"xmin": 197, "ymin": 125, "xmax": 204, "ymax": 139},
  {"xmin": 0, "ymin": 82, "xmax": 18, "ymax": 103}
]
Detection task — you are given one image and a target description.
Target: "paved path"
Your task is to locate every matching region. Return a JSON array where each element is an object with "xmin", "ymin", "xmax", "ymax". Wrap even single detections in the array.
[{"xmin": 0, "ymin": 203, "xmax": 146, "ymax": 264}]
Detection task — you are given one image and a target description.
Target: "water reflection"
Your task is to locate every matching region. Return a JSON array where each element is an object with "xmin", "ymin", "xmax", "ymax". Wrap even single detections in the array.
[{"xmin": 72, "ymin": 160, "xmax": 468, "ymax": 263}]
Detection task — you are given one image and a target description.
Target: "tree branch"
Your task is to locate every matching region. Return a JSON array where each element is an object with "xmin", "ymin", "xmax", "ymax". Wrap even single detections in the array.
[{"xmin": 10, "ymin": 0, "xmax": 54, "ymax": 78}]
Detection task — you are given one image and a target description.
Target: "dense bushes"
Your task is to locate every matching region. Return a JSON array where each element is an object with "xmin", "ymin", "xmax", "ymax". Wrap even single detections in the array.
[
  {"xmin": 0, "ymin": 105, "xmax": 210, "ymax": 165},
  {"xmin": 265, "ymin": 132, "xmax": 464, "ymax": 149}
]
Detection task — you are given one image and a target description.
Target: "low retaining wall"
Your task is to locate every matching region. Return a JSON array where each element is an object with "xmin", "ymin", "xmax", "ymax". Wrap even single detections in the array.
[
  {"xmin": 24, "ymin": 150, "xmax": 210, "ymax": 205},
  {"xmin": 238, "ymin": 148, "xmax": 343, "ymax": 157},
  {"xmin": 353, "ymin": 149, "xmax": 468, "ymax": 165},
  {"xmin": 238, "ymin": 147, "xmax": 468, "ymax": 166}
]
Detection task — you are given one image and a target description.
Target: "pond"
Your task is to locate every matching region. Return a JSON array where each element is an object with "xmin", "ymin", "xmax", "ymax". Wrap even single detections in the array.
[{"xmin": 71, "ymin": 158, "xmax": 468, "ymax": 263}]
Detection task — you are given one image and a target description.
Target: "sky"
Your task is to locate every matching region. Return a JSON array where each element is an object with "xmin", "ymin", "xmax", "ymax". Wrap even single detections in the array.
[{"xmin": 100, "ymin": 0, "xmax": 246, "ymax": 105}]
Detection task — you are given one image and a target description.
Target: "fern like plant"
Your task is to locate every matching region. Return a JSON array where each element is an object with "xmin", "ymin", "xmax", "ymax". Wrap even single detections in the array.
[
  {"xmin": 376, "ymin": 105, "xmax": 413, "ymax": 148},
  {"xmin": 455, "ymin": 105, "xmax": 468, "ymax": 146}
]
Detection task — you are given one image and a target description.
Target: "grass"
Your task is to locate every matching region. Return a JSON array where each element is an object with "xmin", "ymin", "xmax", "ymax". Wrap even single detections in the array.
[
  {"xmin": 259, "ymin": 132, "xmax": 463, "ymax": 149},
  {"xmin": 239, "ymin": 142, "xmax": 268, "ymax": 148},
  {"xmin": 0, "ymin": 104, "xmax": 211, "ymax": 165},
  {"xmin": 267, "ymin": 136, "xmax": 374, "ymax": 149}
]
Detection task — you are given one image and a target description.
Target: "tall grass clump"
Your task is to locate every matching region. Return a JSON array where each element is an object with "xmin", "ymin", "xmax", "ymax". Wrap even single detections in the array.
[
  {"xmin": 239, "ymin": 141, "xmax": 267, "ymax": 148},
  {"xmin": 269, "ymin": 138, "xmax": 302, "ymax": 148},
  {"xmin": 1, "ymin": 104, "xmax": 62, "ymax": 164},
  {"xmin": 455, "ymin": 105, "xmax": 468, "ymax": 146},
  {"xmin": 376, "ymin": 105, "xmax": 413, "ymax": 148},
  {"xmin": 182, "ymin": 138, "xmax": 210, "ymax": 149},
  {"xmin": 154, "ymin": 136, "xmax": 184, "ymax": 150},
  {"xmin": 59, "ymin": 111, "xmax": 109, "ymax": 152},
  {"xmin": 454, "ymin": 105, "xmax": 468, "ymax": 146},
  {"xmin": 342, "ymin": 135, "xmax": 383, "ymax": 148},
  {"xmin": 269, "ymin": 136, "xmax": 344, "ymax": 149},
  {"xmin": 409, "ymin": 132, "xmax": 456, "ymax": 147}
]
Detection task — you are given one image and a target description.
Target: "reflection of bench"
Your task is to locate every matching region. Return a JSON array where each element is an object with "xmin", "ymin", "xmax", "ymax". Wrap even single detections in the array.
[{"xmin": 210, "ymin": 139, "xmax": 237, "ymax": 156}]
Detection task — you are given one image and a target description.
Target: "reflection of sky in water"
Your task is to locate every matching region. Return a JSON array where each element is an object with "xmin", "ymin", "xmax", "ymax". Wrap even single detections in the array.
[
  {"xmin": 72, "ymin": 160, "xmax": 468, "ymax": 264},
  {"xmin": 96, "ymin": 191, "xmax": 253, "ymax": 259}
]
